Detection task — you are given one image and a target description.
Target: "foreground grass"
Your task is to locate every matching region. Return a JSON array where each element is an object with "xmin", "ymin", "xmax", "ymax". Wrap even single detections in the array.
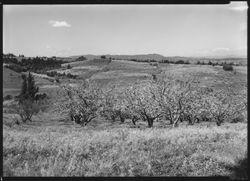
[{"xmin": 3, "ymin": 123, "xmax": 247, "ymax": 177}]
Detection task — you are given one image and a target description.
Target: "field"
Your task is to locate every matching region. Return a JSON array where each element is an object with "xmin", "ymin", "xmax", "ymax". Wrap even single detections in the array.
[{"xmin": 2, "ymin": 58, "xmax": 248, "ymax": 178}]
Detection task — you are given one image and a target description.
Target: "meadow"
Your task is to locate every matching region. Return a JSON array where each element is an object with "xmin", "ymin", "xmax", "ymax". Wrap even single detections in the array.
[{"xmin": 2, "ymin": 57, "xmax": 248, "ymax": 178}]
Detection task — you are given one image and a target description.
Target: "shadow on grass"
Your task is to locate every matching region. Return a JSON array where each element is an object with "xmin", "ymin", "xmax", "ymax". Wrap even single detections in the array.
[{"xmin": 229, "ymin": 155, "xmax": 248, "ymax": 180}]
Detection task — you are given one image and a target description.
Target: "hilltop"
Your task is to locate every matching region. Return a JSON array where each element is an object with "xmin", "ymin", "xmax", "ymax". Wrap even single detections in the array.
[
  {"xmin": 67, "ymin": 54, "xmax": 166, "ymax": 61},
  {"xmin": 65, "ymin": 54, "xmax": 247, "ymax": 65}
]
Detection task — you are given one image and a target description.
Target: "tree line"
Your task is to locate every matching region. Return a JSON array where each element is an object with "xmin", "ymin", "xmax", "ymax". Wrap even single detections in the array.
[{"xmin": 3, "ymin": 55, "xmax": 64, "ymax": 73}]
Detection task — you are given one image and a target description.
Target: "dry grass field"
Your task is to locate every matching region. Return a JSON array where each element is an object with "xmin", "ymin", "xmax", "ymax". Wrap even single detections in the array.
[
  {"xmin": 2, "ymin": 59, "xmax": 248, "ymax": 178},
  {"xmin": 3, "ymin": 116, "xmax": 247, "ymax": 177}
]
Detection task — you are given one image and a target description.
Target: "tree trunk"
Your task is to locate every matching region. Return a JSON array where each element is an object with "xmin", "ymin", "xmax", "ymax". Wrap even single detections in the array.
[
  {"xmin": 148, "ymin": 118, "xmax": 154, "ymax": 128},
  {"xmin": 119, "ymin": 113, "xmax": 125, "ymax": 123},
  {"xmin": 172, "ymin": 117, "xmax": 179, "ymax": 128},
  {"xmin": 168, "ymin": 111, "xmax": 173, "ymax": 125},
  {"xmin": 132, "ymin": 118, "xmax": 136, "ymax": 125}
]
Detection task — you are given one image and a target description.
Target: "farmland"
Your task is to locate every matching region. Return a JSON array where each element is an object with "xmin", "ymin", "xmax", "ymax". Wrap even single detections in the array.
[{"xmin": 2, "ymin": 56, "xmax": 248, "ymax": 178}]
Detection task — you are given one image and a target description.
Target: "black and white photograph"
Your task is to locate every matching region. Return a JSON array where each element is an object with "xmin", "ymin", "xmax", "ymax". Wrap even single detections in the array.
[{"xmin": 2, "ymin": 2, "xmax": 248, "ymax": 178}]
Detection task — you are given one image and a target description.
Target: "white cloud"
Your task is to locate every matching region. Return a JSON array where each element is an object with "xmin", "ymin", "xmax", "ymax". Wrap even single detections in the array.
[
  {"xmin": 48, "ymin": 20, "xmax": 71, "ymax": 27},
  {"xmin": 229, "ymin": 2, "xmax": 248, "ymax": 11}
]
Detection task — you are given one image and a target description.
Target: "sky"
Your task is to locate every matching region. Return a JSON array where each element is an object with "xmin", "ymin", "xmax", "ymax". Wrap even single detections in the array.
[{"xmin": 3, "ymin": 2, "xmax": 248, "ymax": 57}]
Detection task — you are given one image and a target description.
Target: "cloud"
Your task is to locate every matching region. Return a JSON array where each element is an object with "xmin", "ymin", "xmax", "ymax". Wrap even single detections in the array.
[
  {"xmin": 229, "ymin": 2, "xmax": 248, "ymax": 11},
  {"xmin": 48, "ymin": 20, "xmax": 71, "ymax": 27}
]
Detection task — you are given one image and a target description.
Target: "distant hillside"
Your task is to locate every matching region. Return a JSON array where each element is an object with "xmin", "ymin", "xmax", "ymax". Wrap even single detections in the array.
[
  {"xmin": 67, "ymin": 54, "xmax": 166, "ymax": 61},
  {"xmin": 67, "ymin": 55, "xmax": 99, "ymax": 61},
  {"xmin": 162, "ymin": 57, "xmax": 247, "ymax": 65},
  {"xmin": 66, "ymin": 54, "xmax": 247, "ymax": 65},
  {"xmin": 106, "ymin": 54, "xmax": 166, "ymax": 61},
  {"xmin": 3, "ymin": 53, "xmax": 247, "ymax": 65}
]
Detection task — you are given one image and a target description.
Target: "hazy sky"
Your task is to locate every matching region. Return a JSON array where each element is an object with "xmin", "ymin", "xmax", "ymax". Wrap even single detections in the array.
[{"xmin": 3, "ymin": 2, "xmax": 248, "ymax": 57}]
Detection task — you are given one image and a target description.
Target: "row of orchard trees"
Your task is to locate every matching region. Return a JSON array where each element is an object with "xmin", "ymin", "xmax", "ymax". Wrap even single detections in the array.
[{"xmin": 57, "ymin": 73, "xmax": 247, "ymax": 128}]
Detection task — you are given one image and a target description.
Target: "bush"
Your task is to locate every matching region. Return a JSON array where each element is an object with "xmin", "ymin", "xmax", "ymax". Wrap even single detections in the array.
[
  {"xmin": 67, "ymin": 64, "xmax": 71, "ymax": 69},
  {"xmin": 46, "ymin": 71, "xmax": 77, "ymax": 79},
  {"xmin": 17, "ymin": 99, "xmax": 40, "ymax": 123},
  {"xmin": 223, "ymin": 64, "xmax": 233, "ymax": 71},
  {"xmin": 150, "ymin": 62, "xmax": 158, "ymax": 66},
  {"xmin": 3, "ymin": 95, "xmax": 13, "ymax": 101},
  {"xmin": 75, "ymin": 56, "xmax": 87, "ymax": 61},
  {"xmin": 231, "ymin": 115, "xmax": 245, "ymax": 123},
  {"xmin": 175, "ymin": 60, "xmax": 185, "ymax": 64},
  {"xmin": 35, "ymin": 93, "xmax": 47, "ymax": 102},
  {"xmin": 161, "ymin": 59, "xmax": 169, "ymax": 63}
]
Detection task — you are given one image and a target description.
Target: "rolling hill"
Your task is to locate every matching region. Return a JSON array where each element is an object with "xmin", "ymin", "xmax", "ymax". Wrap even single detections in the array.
[{"xmin": 67, "ymin": 54, "xmax": 167, "ymax": 61}]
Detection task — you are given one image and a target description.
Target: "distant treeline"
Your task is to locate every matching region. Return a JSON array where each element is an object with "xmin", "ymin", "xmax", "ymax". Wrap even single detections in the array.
[
  {"xmin": 129, "ymin": 58, "xmax": 191, "ymax": 64},
  {"xmin": 196, "ymin": 60, "xmax": 241, "ymax": 66},
  {"xmin": 46, "ymin": 71, "xmax": 77, "ymax": 79},
  {"xmin": 3, "ymin": 54, "xmax": 65, "ymax": 73},
  {"xmin": 128, "ymin": 58, "xmax": 243, "ymax": 66}
]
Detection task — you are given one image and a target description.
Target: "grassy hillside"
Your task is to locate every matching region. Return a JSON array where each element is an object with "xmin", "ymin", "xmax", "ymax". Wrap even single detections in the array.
[
  {"xmin": 3, "ymin": 58, "xmax": 247, "ymax": 178},
  {"xmin": 3, "ymin": 67, "xmax": 22, "ymax": 97},
  {"xmin": 3, "ymin": 117, "xmax": 247, "ymax": 177}
]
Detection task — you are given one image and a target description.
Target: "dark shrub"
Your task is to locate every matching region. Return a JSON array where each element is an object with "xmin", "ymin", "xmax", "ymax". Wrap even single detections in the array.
[
  {"xmin": 102, "ymin": 67, "xmax": 109, "ymax": 72},
  {"xmin": 4, "ymin": 95, "xmax": 13, "ymax": 101},
  {"xmin": 150, "ymin": 62, "xmax": 158, "ymax": 66},
  {"xmin": 175, "ymin": 60, "xmax": 185, "ymax": 64},
  {"xmin": 35, "ymin": 93, "xmax": 47, "ymax": 102},
  {"xmin": 162, "ymin": 59, "xmax": 169, "ymax": 63},
  {"xmin": 231, "ymin": 115, "xmax": 245, "ymax": 123},
  {"xmin": 152, "ymin": 74, "xmax": 157, "ymax": 81},
  {"xmin": 75, "ymin": 56, "xmax": 87, "ymax": 61},
  {"xmin": 17, "ymin": 99, "xmax": 40, "ymax": 122},
  {"xmin": 223, "ymin": 64, "xmax": 233, "ymax": 71},
  {"xmin": 67, "ymin": 64, "xmax": 71, "ymax": 69}
]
